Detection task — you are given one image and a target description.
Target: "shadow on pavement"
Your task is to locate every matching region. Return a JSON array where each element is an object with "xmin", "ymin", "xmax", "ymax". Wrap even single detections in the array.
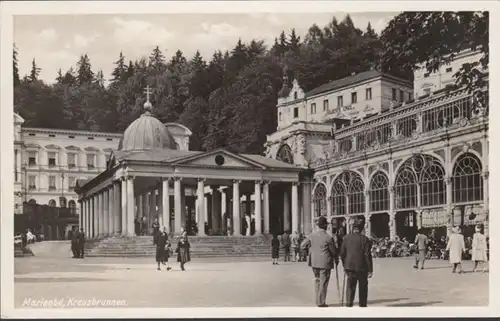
[
  {"xmin": 386, "ymin": 300, "xmax": 442, "ymax": 307},
  {"xmin": 326, "ymin": 297, "xmax": 409, "ymax": 307},
  {"xmin": 15, "ymin": 277, "xmax": 113, "ymax": 283}
]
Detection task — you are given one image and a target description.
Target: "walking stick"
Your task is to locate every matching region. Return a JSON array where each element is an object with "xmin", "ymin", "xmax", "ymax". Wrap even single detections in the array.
[
  {"xmin": 335, "ymin": 267, "xmax": 341, "ymax": 305},
  {"xmin": 341, "ymin": 271, "xmax": 346, "ymax": 307}
]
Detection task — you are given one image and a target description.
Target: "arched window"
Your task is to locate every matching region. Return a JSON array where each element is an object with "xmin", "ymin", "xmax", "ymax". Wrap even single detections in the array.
[
  {"xmin": 59, "ymin": 196, "xmax": 67, "ymax": 208},
  {"xmin": 276, "ymin": 144, "xmax": 294, "ymax": 164},
  {"xmin": 331, "ymin": 171, "xmax": 365, "ymax": 215},
  {"xmin": 369, "ymin": 172, "xmax": 389, "ymax": 212},
  {"xmin": 68, "ymin": 200, "xmax": 76, "ymax": 215},
  {"xmin": 48, "ymin": 199, "xmax": 56, "ymax": 207},
  {"xmin": 452, "ymin": 153, "xmax": 483, "ymax": 203},
  {"xmin": 28, "ymin": 199, "xmax": 37, "ymax": 204},
  {"xmin": 394, "ymin": 154, "xmax": 446, "ymax": 209},
  {"xmin": 312, "ymin": 184, "xmax": 327, "ymax": 217}
]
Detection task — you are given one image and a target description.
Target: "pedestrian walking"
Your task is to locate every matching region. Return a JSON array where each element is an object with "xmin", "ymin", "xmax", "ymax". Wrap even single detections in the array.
[
  {"xmin": 340, "ymin": 218, "xmax": 373, "ymax": 307},
  {"xmin": 291, "ymin": 231, "xmax": 300, "ymax": 262},
  {"xmin": 446, "ymin": 227, "xmax": 465, "ymax": 273},
  {"xmin": 156, "ymin": 227, "xmax": 172, "ymax": 271},
  {"xmin": 176, "ymin": 235, "xmax": 191, "ymax": 271},
  {"xmin": 152, "ymin": 218, "xmax": 160, "ymax": 245},
  {"xmin": 271, "ymin": 234, "xmax": 280, "ymax": 265},
  {"xmin": 282, "ymin": 231, "xmax": 291, "ymax": 262},
  {"xmin": 70, "ymin": 227, "xmax": 79, "ymax": 258},
  {"xmin": 413, "ymin": 228, "xmax": 428, "ymax": 270},
  {"xmin": 472, "ymin": 224, "xmax": 488, "ymax": 273},
  {"xmin": 77, "ymin": 228, "xmax": 85, "ymax": 258},
  {"xmin": 301, "ymin": 216, "xmax": 339, "ymax": 307}
]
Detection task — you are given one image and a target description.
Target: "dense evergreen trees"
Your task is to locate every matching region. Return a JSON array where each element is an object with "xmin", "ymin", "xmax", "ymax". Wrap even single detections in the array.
[{"xmin": 13, "ymin": 12, "xmax": 488, "ymax": 154}]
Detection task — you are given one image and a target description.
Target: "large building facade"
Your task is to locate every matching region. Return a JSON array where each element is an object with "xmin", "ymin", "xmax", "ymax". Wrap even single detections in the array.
[{"xmin": 265, "ymin": 55, "xmax": 489, "ymax": 240}]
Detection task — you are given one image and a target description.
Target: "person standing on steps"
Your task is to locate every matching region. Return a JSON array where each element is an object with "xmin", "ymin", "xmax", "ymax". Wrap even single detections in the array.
[
  {"xmin": 413, "ymin": 228, "xmax": 428, "ymax": 270},
  {"xmin": 176, "ymin": 234, "xmax": 191, "ymax": 271},
  {"xmin": 70, "ymin": 227, "xmax": 79, "ymax": 258},
  {"xmin": 271, "ymin": 234, "xmax": 280, "ymax": 265},
  {"xmin": 340, "ymin": 218, "xmax": 373, "ymax": 308},
  {"xmin": 301, "ymin": 216, "xmax": 339, "ymax": 307}
]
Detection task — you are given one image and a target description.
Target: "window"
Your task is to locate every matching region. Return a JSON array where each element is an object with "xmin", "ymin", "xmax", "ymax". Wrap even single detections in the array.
[
  {"xmin": 337, "ymin": 96, "xmax": 343, "ymax": 108},
  {"xmin": 408, "ymin": 92, "xmax": 413, "ymax": 101},
  {"xmin": 392, "ymin": 88, "xmax": 397, "ymax": 101},
  {"xmin": 294, "ymin": 92, "xmax": 298, "ymax": 100},
  {"xmin": 351, "ymin": 92, "xmax": 357, "ymax": 104},
  {"xmin": 423, "ymin": 88, "xmax": 431, "ymax": 95},
  {"xmin": 446, "ymin": 67, "xmax": 452, "ymax": 73},
  {"xmin": 293, "ymin": 107, "xmax": 299, "ymax": 118},
  {"xmin": 310, "ymin": 103, "xmax": 316, "ymax": 114},
  {"xmin": 452, "ymin": 153, "xmax": 483, "ymax": 203},
  {"xmin": 365, "ymin": 88, "xmax": 372, "ymax": 100},
  {"xmin": 49, "ymin": 176, "xmax": 56, "ymax": 190},
  {"xmin": 28, "ymin": 175, "xmax": 36, "ymax": 190},
  {"xmin": 49, "ymin": 134, "xmax": 56, "ymax": 138},
  {"xmin": 67, "ymin": 153, "xmax": 76, "ymax": 169},
  {"xmin": 69, "ymin": 177, "xmax": 76, "ymax": 191},
  {"xmin": 106, "ymin": 138, "xmax": 113, "ymax": 141},
  {"xmin": 278, "ymin": 112, "xmax": 282, "ymax": 122},
  {"xmin": 87, "ymin": 137, "xmax": 94, "ymax": 140},
  {"xmin": 323, "ymin": 100, "xmax": 329, "ymax": 111},
  {"xmin": 424, "ymin": 72, "xmax": 430, "ymax": 78},
  {"xmin": 87, "ymin": 154, "xmax": 96, "ymax": 169},
  {"xmin": 400, "ymin": 90, "xmax": 404, "ymax": 102},
  {"xmin": 68, "ymin": 135, "xmax": 75, "ymax": 139},
  {"xmin": 28, "ymin": 151, "xmax": 37, "ymax": 166},
  {"xmin": 48, "ymin": 152, "xmax": 57, "ymax": 167},
  {"xmin": 313, "ymin": 184, "xmax": 327, "ymax": 217}
]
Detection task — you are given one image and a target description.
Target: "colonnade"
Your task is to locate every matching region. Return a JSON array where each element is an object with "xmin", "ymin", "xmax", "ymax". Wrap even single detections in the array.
[{"xmin": 79, "ymin": 176, "xmax": 301, "ymax": 239}]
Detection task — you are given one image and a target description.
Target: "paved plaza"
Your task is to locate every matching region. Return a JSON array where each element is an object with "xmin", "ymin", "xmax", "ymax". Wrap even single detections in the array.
[{"xmin": 14, "ymin": 256, "xmax": 488, "ymax": 308}]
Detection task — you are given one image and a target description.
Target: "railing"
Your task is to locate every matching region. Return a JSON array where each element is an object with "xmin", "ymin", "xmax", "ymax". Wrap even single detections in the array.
[{"xmin": 312, "ymin": 87, "xmax": 488, "ymax": 166}]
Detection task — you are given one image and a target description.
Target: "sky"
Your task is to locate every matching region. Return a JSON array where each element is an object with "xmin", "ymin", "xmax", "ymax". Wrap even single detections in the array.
[{"xmin": 14, "ymin": 12, "xmax": 397, "ymax": 84}]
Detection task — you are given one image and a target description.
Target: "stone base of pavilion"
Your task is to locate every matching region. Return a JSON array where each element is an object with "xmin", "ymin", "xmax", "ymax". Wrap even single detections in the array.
[{"xmin": 84, "ymin": 234, "xmax": 276, "ymax": 259}]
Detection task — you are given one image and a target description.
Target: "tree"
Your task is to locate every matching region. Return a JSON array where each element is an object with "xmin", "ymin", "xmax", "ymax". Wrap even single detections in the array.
[
  {"xmin": 111, "ymin": 51, "xmax": 128, "ymax": 86},
  {"xmin": 380, "ymin": 11, "xmax": 488, "ymax": 96},
  {"xmin": 149, "ymin": 46, "xmax": 166, "ymax": 72},
  {"xmin": 76, "ymin": 54, "xmax": 94, "ymax": 85},
  {"xmin": 13, "ymin": 44, "xmax": 20, "ymax": 86},
  {"xmin": 29, "ymin": 58, "xmax": 41, "ymax": 82},
  {"xmin": 288, "ymin": 29, "xmax": 301, "ymax": 52},
  {"xmin": 178, "ymin": 97, "xmax": 209, "ymax": 151}
]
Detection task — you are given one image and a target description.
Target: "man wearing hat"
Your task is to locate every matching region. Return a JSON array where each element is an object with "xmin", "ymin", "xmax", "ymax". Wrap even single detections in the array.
[
  {"xmin": 340, "ymin": 217, "xmax": 373, "ymax": 307},
  {"xmin": 300, "ymin": 216, "xmax": 339, "ymax": 307}
]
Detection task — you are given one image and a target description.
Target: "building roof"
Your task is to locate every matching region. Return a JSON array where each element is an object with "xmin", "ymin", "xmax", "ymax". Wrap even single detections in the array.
[
  {"xmin": 305, "ymin": 70, "xmax": 411, "ymax": 98},
  {"xmin": 115, "ymin": 149, "xmax": 201, "ymax": 163},
  {"xmin": 242, "ymin": 154, "xmax": 302, "ymax": 169}
]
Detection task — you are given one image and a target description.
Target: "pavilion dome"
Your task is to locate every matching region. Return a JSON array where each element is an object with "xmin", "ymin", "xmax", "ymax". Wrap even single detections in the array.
[{"xmin": 118, "ymin": 100, "xmax": 177, "ymax": 151}]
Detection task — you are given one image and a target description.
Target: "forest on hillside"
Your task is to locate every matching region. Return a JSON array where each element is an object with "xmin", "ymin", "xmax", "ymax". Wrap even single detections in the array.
[{"xmin": 13, "ymin": 12, "xmax": 488, "ymax": 155}]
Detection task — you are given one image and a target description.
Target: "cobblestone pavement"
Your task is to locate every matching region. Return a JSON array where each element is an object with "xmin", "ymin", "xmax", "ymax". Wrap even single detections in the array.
[{"xmin": 14, "ymin": 256, "xmax": 488, "ymax": 308}]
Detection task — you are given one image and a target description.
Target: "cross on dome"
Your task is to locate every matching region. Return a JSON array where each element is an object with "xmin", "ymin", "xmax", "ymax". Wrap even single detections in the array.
[{"xmin": 143, "ymin": 85, "xmax": 153, "ymax": 112}]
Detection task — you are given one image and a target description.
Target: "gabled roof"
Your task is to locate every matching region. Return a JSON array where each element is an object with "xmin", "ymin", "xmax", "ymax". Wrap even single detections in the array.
[
  {"xmin": 114, "ymin": 149, "xmax": 201, "ymax": 163},
  {"xmin": 242, "ymin": 154, "xmax": 302, "ymax": 170},
  {"xmin": 173, "ymin": 148, "xmax": 267, "ymax": 169},
  {"xmin": 305, "ymin": 70, "xmax": 411, "ymax": 98}
]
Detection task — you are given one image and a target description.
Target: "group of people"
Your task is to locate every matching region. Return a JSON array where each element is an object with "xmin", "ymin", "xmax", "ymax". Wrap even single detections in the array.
[
  {"xmin": 414, "ymin": 224, "xmax": 488, "ymax": 273},
  {"xmin": 153, "ymin": 226, "xmax": 191, "ymax": 272},
  {"xmin": 298, "ymin": 216, "xmax": 373, "ymax": 308},
  {"xmin": 271, "ymin": 231, "xmax": 309, "ymax": 264},
  {"xmin": 70, "ymin": 227, "xmax": 86, "ymax": 258}
]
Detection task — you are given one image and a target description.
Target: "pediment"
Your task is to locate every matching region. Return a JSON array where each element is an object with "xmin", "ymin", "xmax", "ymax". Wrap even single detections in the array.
[
  {"xmin": 84, "ymin": 146, "xmax": 99, "ymax": 152},
  {"xmin": 174, "ymin": 149, "xmax": 266, "ymax": 169},
  {"xmin": 45, "ymin": 144, "xmax": 60, "ymax": 150},
  {"xmin": 65, "ymin": 145, "xmax": 81, "ymax": 151}
]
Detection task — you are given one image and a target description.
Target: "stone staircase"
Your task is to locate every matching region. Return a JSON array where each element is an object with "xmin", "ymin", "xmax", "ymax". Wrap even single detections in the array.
[
  {"xmin": 14, "ymin": 244, "xmax": 34, "ymax": 257},
  {"xmin": 85, "ymin": 235, "xmax": 275, "ymax": 258}
]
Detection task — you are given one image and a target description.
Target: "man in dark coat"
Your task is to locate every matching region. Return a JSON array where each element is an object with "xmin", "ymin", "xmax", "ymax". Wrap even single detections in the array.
[
  {"xmin": 71, "ymin": 227, "xmax": 79, "ymax": 258},
  {"xmin": 282, "ymin": 231, "xmax": 291, "ymax": 262},
  {"xmin": 301, "ymin": 216, "xmax": 339, "ymax": 307},
  {"xmin": 77, "ymin": 228, "xmax": 86, "ymax": 258},
  {"xmin": 340, "ymin": 218, "xmax": 373, "ymax": 307}
]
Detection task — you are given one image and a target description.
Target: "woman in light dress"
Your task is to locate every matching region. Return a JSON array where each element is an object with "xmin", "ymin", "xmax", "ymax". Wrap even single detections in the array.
[
  {"xmin": 446, "ymin": 227, "xmax": 465, "ymax": 274},
  {"xmin": 472, "ymin": 224, "xmax": 488, "ymax": 273}
]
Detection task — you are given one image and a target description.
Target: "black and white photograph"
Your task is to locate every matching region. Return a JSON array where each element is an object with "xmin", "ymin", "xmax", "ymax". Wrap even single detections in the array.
[{"xmin": 0, "ymin": 1, "xmax": 497, "ymax": 318}]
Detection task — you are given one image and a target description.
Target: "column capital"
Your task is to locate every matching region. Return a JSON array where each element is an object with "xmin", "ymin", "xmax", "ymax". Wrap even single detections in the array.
[
  {"xmin": 482, "ymin": 171, "xmax": 489, "ymax": 179},
  {"xmin": 444, "ymin": 177, "xmax": 452, "ymax": 185},
  {"xmin": 173, "ymin": 176, "xmax": 183, "ymax": 182},
  {"xmin": 292, "ymin": 182, "xmax": 300, "ymax": 187},
  {"xmin": 255, "ymin": 180, "xmax": 264, "ymax": 185},
  {"xmin": 197, "ymin": 177, "xmax": 206, "ymax": 183},
  {"xmin": 263, "ymin": 180, "xmax": 271, "ymax": 185},
  {"xmin": 389, "ymin": 186, "xmax": 395, "ymax": 193},
  {"xmin": 232, "ymin": 179, "xmax": 241, "ymax": 185},
  {"xmin": 162, "ymin": 177, "xmax": 172, "ymax": 182}
]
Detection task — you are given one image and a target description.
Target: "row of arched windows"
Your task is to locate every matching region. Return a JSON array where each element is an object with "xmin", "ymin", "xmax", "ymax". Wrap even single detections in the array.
[
  {"xmin": 312, "ymin": 153, "xmax": 484, "ymax": 217},
  {"xmin": 28, "ymin": 198, "xmax": 77, "ymax": 214}
]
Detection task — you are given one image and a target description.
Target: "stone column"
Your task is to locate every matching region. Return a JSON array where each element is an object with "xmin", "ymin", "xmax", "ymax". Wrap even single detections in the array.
[
  {"xmin": 150, "ymin": 189, "xmax": 157, "ymax": 223},
  {"xmin": 93, "ymin": 195, "xmax": 99, "ymax": 239},
  {"xmin": 283, "ymin": 189, "xmax": 290, "ymax": 232},
  {"xmin": 79, "ymin": 200, "xmax": 83, "ymax": 229},
  {"xmin": 114, "ymin": 181, "xmax": 121, "ymax": 235},
  {"xmin": 389, "ymin": 186, "xmax": 396, "ymax": 240},
  {"xmin": 263, "ymin": 181, "xmax": 270, "ymax": 234},
  {"xmin": 103, "ymin": 188, "xmax": 109, "ymax": 236},
  {"xmin": 221, "ymin": 188, "xmax": 227, "ymax": 233},
  {"xmin": 126, "ymin": 176, "xmax": 135, "ymax": 236},
  {"xmin": 97, "ymin": 193, "xmax": 103, "ymax": 237},
  {"xmin": 121, "ymin": 177, "xmax": 127, "ymax": 235},
  {"xmin": 174, "ymin": 178, "xmax": 182, "ymax": 234},
  {"xmin": 108, "ymin": 184, "xmax": 114, "ymax": 235},
  {"xmin": 211, "ymin": 186, "xmax": 221, "ymax": 234},
  {"xmin": 416, "ymin": 209, "xmax": 422, "ymax": 229},
  {"xmin": 233, "ymin": 180, "xmax": 241, "ymax": 236},
  {"xmin": 445, "ymin": 177, "xmax": 453, "ymax": 236},
  {"xmin": 162, "ymin": 178, "xmax": 171, "ymax": 233},
  {"xmin": 180, "ymin": 183, "xmax": 186, "ymax": 233},
  {"xmin": 86, "ymin": 198, "xmax": 91, "ymax": 238},
  {"xmin": 291, "ymin": 182, "xmax": 299, "ymax": 234},
  {"xmin": 197, "ymin": 179, "xmax": 206, "ymax": 236},
  {"xmin": 482, "ymin": 171, "xmax": 489, "ymax": 236},
  {"xmin": 138, "ymin": 194, "xmax": 144, "ymax": 224},
  {"xmin": 254, "ymin": 181, "xmax": 262, "ymax": 235},
  {"xmin": 364, "ymin": 190, "xmax": 370, "ymax": 237}
]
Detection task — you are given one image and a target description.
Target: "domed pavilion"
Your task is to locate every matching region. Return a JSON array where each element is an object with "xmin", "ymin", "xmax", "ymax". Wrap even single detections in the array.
[{"xmin": 75, "ymin": 87, "xmax": 307, "ymax": 239}]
